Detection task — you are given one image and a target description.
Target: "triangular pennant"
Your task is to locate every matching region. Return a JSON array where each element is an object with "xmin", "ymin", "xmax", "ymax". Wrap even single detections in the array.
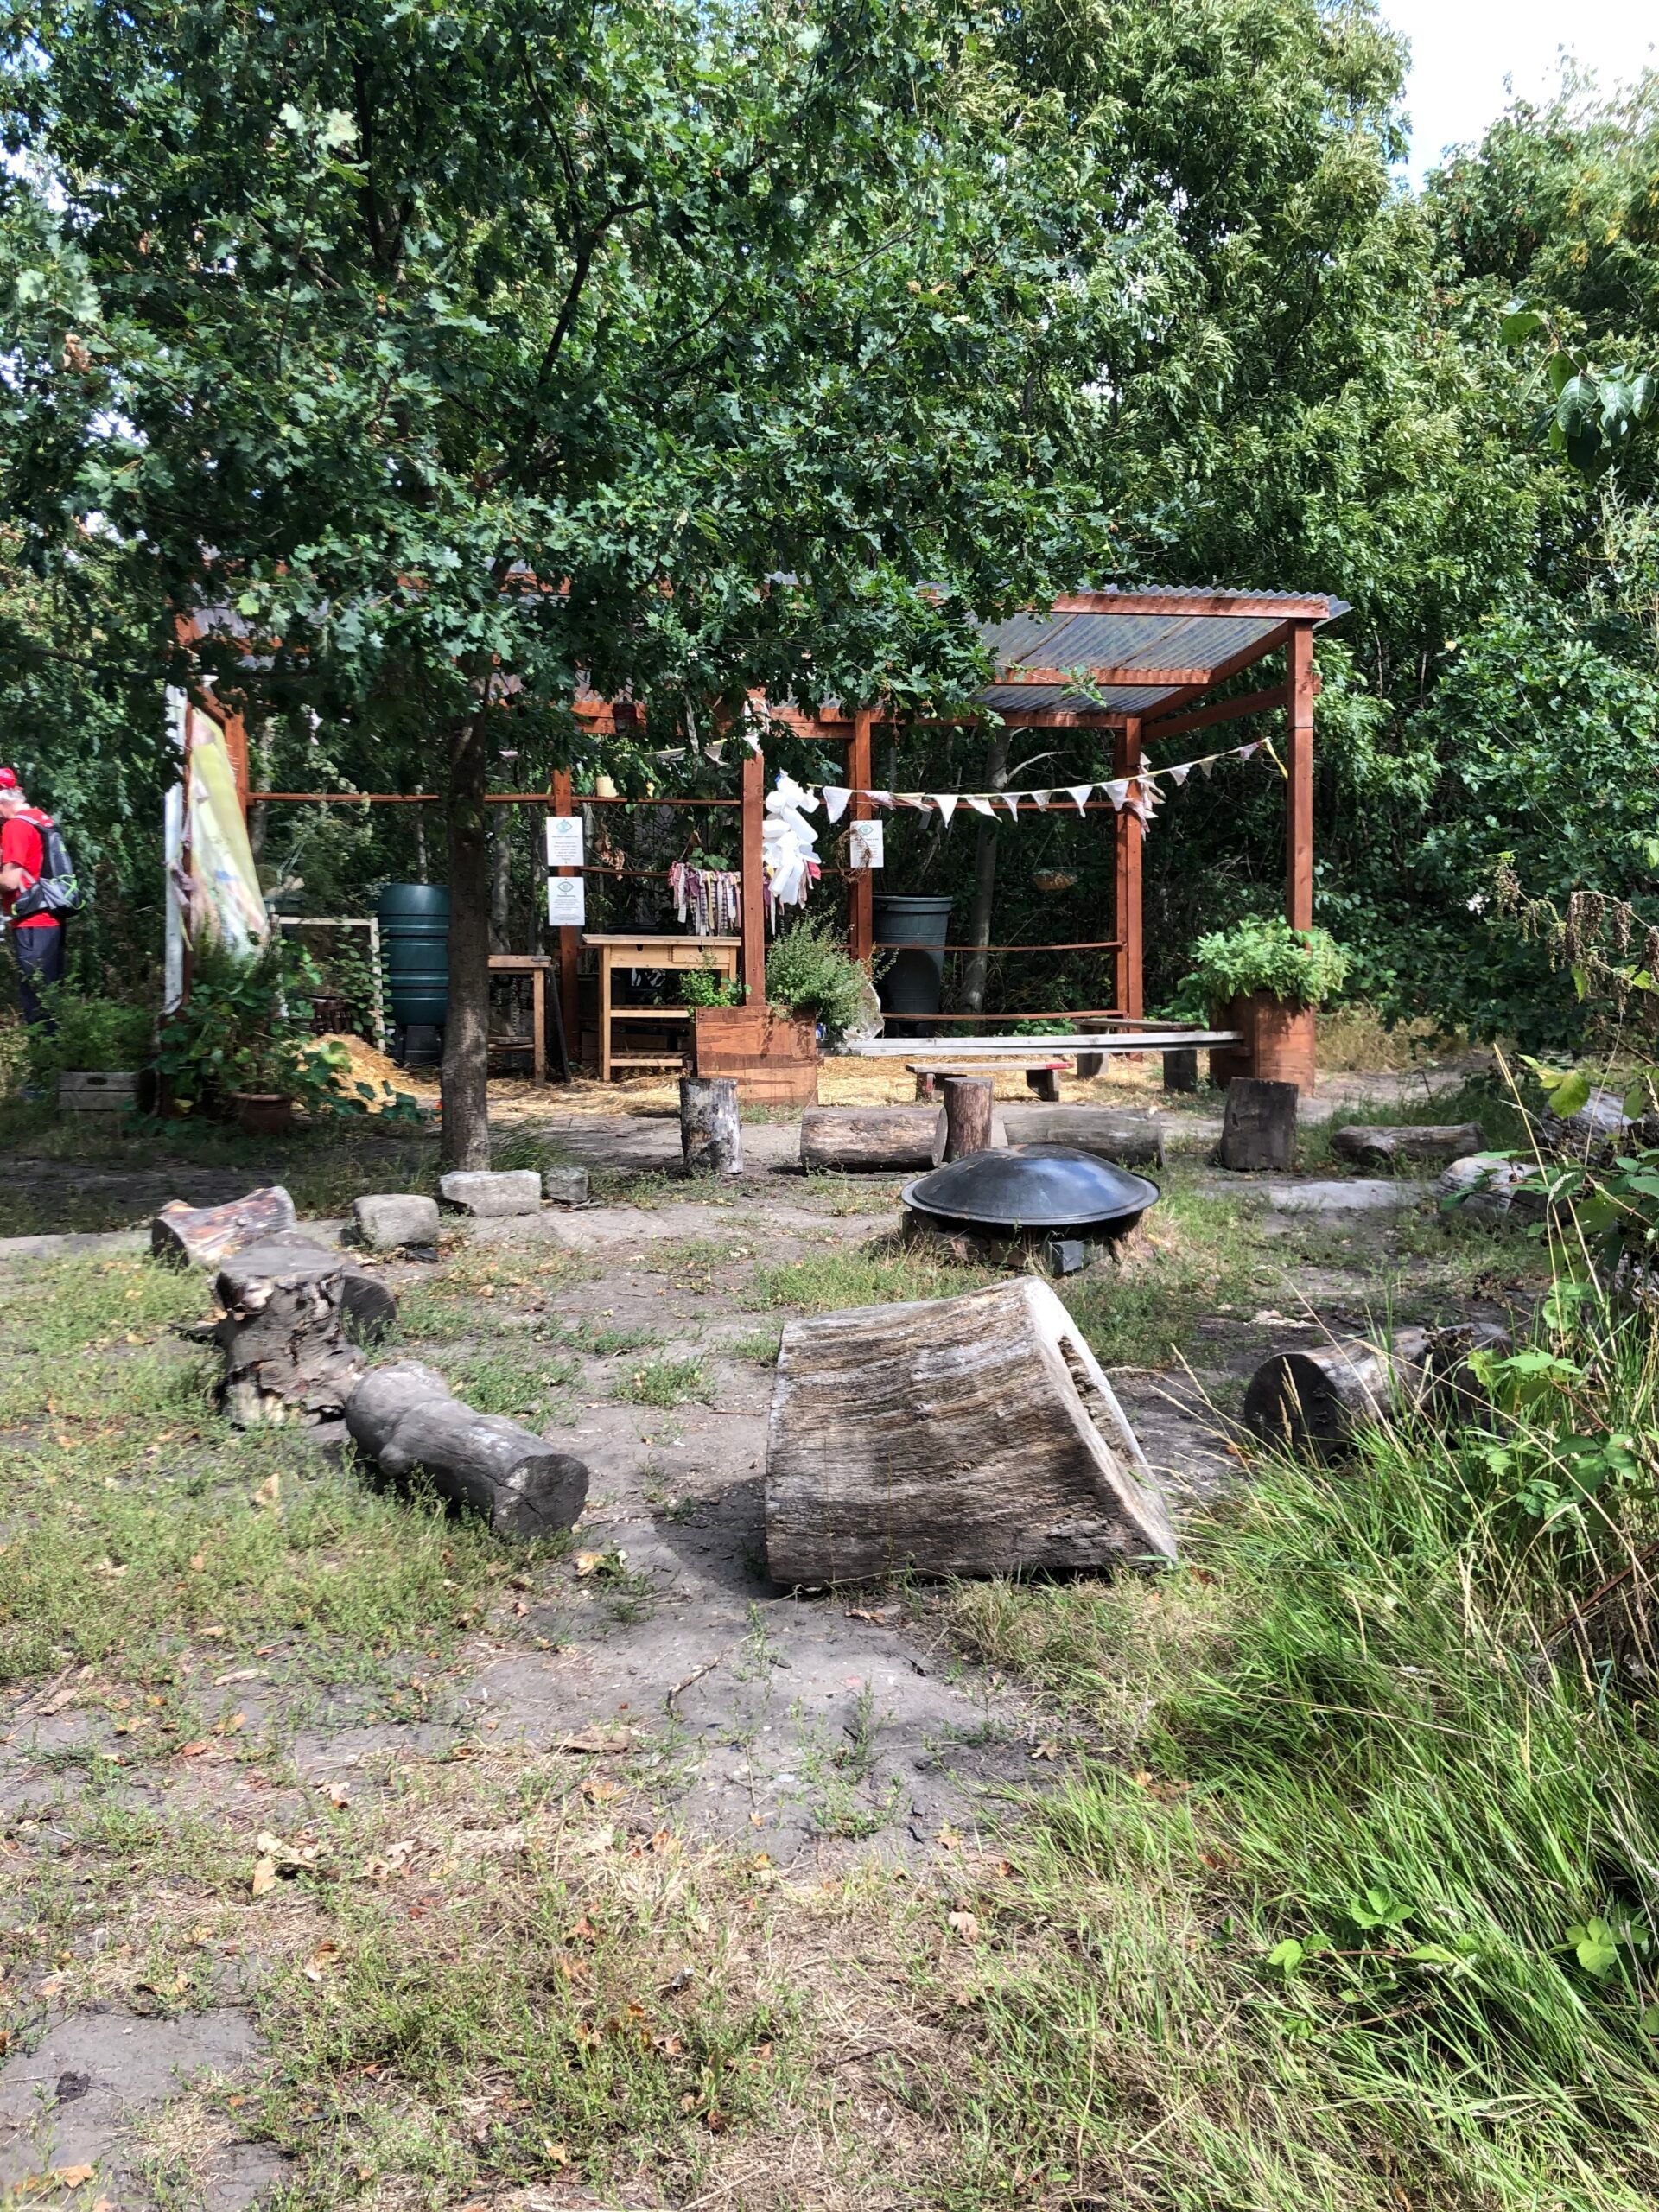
[
  {"xmin": 1030, "ymin": 789, "xmax": 1052, "ymax": 810},
  {"xmin": 999, "ymin": 792, "xmax": 1023, "ymax": 823},
  {"xmin": 934, "ymin": 793, "xmax": 959, "ymax": 828},
  {"xmin": 868, "ymin": 789, "xmax": 894, "ymax": 809},
  {"xmin": 1198, "ymin": 755, "xmax": 1217, "ymax": 779},
  {"xmin": 1236, "ymin": 741, "xmax": 1260, "ymax": 760},
  {"xmin": 822, "ymin": 785, "xmax": 851, "ymax": 824},
  {"xmin": 1167, "ymin": 762, "xmax": 1191, "ymax": 787},
  {"xmin": 895, "ymin": 792, "xmax": 930, "ymax": 810},
  {"xmin": 965, "ymin": 794, "xmax": 995, "ymax": 817},
  {"xmin": 1065, "ymin": 783, "xmax": 1095, "ymax": 814},
  {"xmin": 703, "ymin": 740, "xmax": 728, "ymax": 764},
  {"xmin": 1104, "ymin": 778, "xmax": 1129, "ymax": 810}
]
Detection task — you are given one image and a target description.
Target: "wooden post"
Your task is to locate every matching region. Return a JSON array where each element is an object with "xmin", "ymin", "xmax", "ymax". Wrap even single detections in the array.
[
  {"xmin": 740, "ymin": 741, "xmax": 766, "ymax": 1006},
  {"xmin": 1287, "ymin": 625, "xmax": 1314, "ymax": 933},
  {"xmin": 551, "ymin": 769, "xmax": 580, "ymax": 1057},
  {"xmin": 680, "ymin": 1075, "xmax": 742, "ymax": 1176},
  {"xmin": 1219, "ymin": 1077, "xmax": 1298, "ymax": 1173},
  {"xmin": 221, "ymin": 704, "xmax": 251, "ymax": 821},
  {"xmin": 940, "ymin": 1076, "xmax": 995, "ymax": 1161},
  {"xmin": 1113, "ymin": 719, "xmax": 1144, "ymax": 1020},
  {"xmin": 848, "ymin": 706, "xmax": 874, "ymax": 968}
]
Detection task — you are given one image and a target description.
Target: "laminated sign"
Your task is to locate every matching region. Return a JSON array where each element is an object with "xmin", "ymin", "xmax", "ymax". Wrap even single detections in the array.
[
  {"xmin": 546, "ymin": 875, "xmax": 587, "ymax": 927},
  {"xmin": 849, "ymin": 821, "xmax": 885, "ymax": 870},
  {"xmin": 544, "ymin": 816, "xmax": 584, "ymax": 867}
]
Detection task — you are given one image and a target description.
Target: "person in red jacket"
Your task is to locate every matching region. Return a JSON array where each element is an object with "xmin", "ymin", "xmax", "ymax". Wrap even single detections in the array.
[{"xmin": 0, "ymin": 768, "xmax": 67, "ymax": 1027}]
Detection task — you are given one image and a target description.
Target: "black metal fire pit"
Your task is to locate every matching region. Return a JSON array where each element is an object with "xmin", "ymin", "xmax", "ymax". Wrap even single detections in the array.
[{"xmin": 901, "ymin": 1144, "xmax": 1160, "ymax": 1272}]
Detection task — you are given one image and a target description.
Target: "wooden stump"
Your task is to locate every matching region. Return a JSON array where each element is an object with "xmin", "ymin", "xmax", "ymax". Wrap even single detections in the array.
[
  {"xmin": 1218, "ymin": 1077, "xmax": 1298, "ymax": 1172},
  {"xmin": 1025, "ymin": 1066, "xmax": 1062, "ymax": 1103},
  {"xmin": 680, "ymin": 1075, "xmax": 742, "ymax": 1176},
  {"xmin": 939, "ymin": 1077, "xmax": 995, "ymax": 1162},
  {"xmin": 212, "ymin": 1236, "xmax": 397, "ymax": 1426},
  {"xmin": 346, "ymin": 1361, "xmax": 590, "ymax": 1538},
  {"xmin": 1243, "ymin": 1321, "xmax": 1510, "ymax": 1459},
  {"xmin": 151, "ymin": 1185, "xmax": 296, "ymax": 1268},
  {"xmin": 1162, "ymin": 1047, "xmax": 1198, "ymax": 1093},
  {"xmin": 799, "ymin": 1106, "xmax": 939, "ymax": 1173},
  {"xmin": 765, "ymin": 1276, "xmax": 1177, "ymax": 1583}
]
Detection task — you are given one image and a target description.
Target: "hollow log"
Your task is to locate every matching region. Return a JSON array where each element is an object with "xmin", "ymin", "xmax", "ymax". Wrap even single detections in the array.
[
  {"xmin": 1000, "ymin": 1107, "xmax": 1164, "ymax": 1169},
  {"xmin": 680, "ymin": 1075, "xmax": 742, "ymax": 1176},
  {"xmin": 765, "ymin": 1276, "xmax": 1177, "ymax": 1583},
  {"xmin": 345, "ymin": 1360, "xmax": 590, "ymax": 1539},
  {"xmin": 211, "ymin": 1236, "xmax": 397, "ymax": 1426},
  {"xmin": 1243, "ymin": 1321, "xmax": 1511, "ymax": 1459},
  {"xmin": 940, "ymin": 1077, "xmax": 995, "ymax": 1162},
  {"xmin": 799, "ymin": 1106, "xmax": 939, "ymax": 1173},
  {"xmin": 1218, "ymin": 1077, "xmax": 1298, "ymax": 1172},
  {"xmin": 151, "ymin": 1185, "xmax": 296, "ymax": 1268},
  {"xmin": 1331, "ymin": 1123, "xmax": 1484, "ymax": 1171}
]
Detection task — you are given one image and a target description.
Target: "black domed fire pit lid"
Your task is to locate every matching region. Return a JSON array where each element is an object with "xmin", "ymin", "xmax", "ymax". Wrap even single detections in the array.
[{"xmin": 902, "ymin": 1144, "xmax": 1160, "ymax": 1233}]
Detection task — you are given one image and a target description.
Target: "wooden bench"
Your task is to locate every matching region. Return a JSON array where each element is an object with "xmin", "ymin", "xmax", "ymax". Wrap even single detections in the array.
[{"xmin": 909, "ymin": 1059, "xmax": 1069, "ymax": 1104}]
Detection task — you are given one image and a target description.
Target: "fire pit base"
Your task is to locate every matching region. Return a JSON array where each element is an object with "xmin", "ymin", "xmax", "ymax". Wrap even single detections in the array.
[{"xmin": 902, "ymin": 1210, "xmax": 1140, "ymax": 1275}]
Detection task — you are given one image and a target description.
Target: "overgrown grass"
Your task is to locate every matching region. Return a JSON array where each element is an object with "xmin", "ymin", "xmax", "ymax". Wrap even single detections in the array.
[
  {"xmin": 611, "ymin": 1356, "xmax": 712, "ymax": 1408},
  {"xmin": 945, "ymin": 1283, "xmax": 1659, "ymax": 2210}
]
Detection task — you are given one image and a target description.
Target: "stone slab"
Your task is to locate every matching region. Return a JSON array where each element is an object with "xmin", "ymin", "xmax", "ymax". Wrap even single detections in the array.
[
  {"xmin": 437, "ymin": 1169, "xmax": 542, "ymax": 1217},
  {"xmin": 348, "ymin": 1192, "xmax": 442, "ymax": 1249}
]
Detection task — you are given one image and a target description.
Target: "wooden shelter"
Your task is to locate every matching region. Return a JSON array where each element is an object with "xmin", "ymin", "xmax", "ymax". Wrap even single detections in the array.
[{"xmin": 196, "ymin": 585, "xmax": 1347, "ymax": 1075}]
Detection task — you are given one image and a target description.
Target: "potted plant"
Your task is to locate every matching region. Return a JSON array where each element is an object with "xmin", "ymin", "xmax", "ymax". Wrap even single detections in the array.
[
  {"xmin": 1180, "ymin": 916, "xmax": 1350, "ymax": 1092},
  {"xmin": 27, "ymin": 995, "xmax": 156, "ymax": 1116},
  {"xmin": 156, "ymin": 939, "xmax": 354, "ymax": 1134}
]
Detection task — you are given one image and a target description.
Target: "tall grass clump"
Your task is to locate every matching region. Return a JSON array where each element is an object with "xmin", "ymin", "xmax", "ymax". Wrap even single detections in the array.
[{"xmin": 950, "ymin": 1283, "xmax": 1659, "ymax": 2210}]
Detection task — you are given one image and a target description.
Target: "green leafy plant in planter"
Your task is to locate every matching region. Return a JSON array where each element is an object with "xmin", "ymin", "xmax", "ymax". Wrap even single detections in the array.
[
  {"xmin": 25, "ymin": 993, "xmax": 154, "ymax": 1087},
  {"xmin": 680, "ymin": 962, "xmax": 742, "ymax": 1010},
  {"xmin": 1181, "ymin": 916, "xmax": 1351, "ymax": 1011},
  {"xmin": 765, "ymin": 915, "xmax": 869, "ymax": 1047}
]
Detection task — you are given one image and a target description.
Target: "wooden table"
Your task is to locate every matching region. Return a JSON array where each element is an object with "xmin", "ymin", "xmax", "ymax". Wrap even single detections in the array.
[
  {"xmin": 582, "ymin": 933, "xmax": 742, "ymax": 1082},
  {"xmin": 487, "ymin": 955, "xmax": 556, "ymax": 1084}
]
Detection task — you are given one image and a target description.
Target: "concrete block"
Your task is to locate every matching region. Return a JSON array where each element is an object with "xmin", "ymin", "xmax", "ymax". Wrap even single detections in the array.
[
  {"xmin": 437, "ymin": 1169, "xmax": 543, "ymax": 1218},
  {"xmin": 349, "ymin": 1193, "xmax": 442, "ymax": 1250},
  {"xmin": 541, "ymin": 1166, "xmax": 590, "ymax": 1206}
]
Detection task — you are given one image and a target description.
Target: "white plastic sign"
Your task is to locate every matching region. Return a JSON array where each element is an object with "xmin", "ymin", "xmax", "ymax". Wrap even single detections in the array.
[
  {"xmin": 544, "ymin": 814, "xmax": 584, "ymax": 867},
  {"xmin": 546, "ymin": 875, "xmax": 586, "ymax": 927},
  {"xmin": 849, "ymin": 820, "xmax": 885, "ymax": 870}
]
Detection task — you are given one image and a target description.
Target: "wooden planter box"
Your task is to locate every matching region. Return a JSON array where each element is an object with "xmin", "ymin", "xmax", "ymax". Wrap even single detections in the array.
[
  {"xmin": 1210, "ymin": 993, "xmax": 1317, "ymax": 1095},
  {"xmin": 59, "ymin": 1070, "xmax": 142, "ymax": 1116},
  {"xmin": 693, "ymin": 1005, "xmax": 819, "ymax": 1106}
]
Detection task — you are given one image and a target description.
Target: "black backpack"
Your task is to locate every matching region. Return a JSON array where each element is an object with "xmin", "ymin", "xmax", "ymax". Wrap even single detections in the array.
[{"xmin": 12, "ymin": 815, "xmax": 84, "ymax": 919}]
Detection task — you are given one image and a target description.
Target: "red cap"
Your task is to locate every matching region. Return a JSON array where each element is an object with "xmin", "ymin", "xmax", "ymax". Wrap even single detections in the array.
[{"xmin": 0, "ymin": 769, "xmax": 17, "ymax": 790}]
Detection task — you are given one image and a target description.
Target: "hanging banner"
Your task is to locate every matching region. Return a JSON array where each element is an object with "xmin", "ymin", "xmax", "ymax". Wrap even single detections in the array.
[
  {"xmin": 849, "ymin": 821, "xmax": 885, "ymax": 870},
  {"xmin": 547, "ymin": 874, "xmax": 587, "ymax": 927},
  {"xmin": 544, "ymin": 815, "xmax": 584, "ymax": 867}
]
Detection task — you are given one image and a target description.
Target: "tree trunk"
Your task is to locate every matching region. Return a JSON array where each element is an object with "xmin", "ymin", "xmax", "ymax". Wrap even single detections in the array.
[
  {"xmin": 1219, "ymin": 1077, "xmax": 1298, "ymax": 1171},
  {"xmin": 680, "ymin": 1075, "xmax": 742, "ymax": 1175},
  {"xmin": 211, "ymin": 1236, "xmax": 397, "ymax": 1426},
  {"xmin": 489, "ymin": 810, "xmax": 512, "ymax": 954},
  {"xmin": 957, "ymin": 729, "xmax": 1009, "ymax": 1014},
  {"xmin": 1243, "ymin": 1322, "xmax": 1510, "ymax": 1459},
  {"xmin": 940, "ymin": 1076, "xmax": 995, "ymax": 1161},
  {"xmin": 346, "ymin": 1360, "xmax": 590, "ymax": 1539},
  {"xmin": 151, "ymin": 1185, "xmax": 297, "ymax": 1268},
  {"xmin": 442, "ymin": 699, "xmax": 493, "ymax": 1170},
  {"xmin": 765, "ymin": 1276, "xmax": 1176, "ymax": 1582}
]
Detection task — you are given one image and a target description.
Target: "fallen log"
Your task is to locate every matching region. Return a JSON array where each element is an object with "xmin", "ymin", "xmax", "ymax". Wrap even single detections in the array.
[
  {"xmin": 151, "ymin": 1185, "xmax": 296, "ymax": 1268},
  {"xmin": 765, "ymin": 1276, "xmax": 1176, "ymax": 1583},
  {"xmin": 799, "ymin": 1105, "xmax": 939, "ymax": 1173},
  {"xmin": 1243, "ymin": 1320, "xmax": 1511, "ymax": 1458},
  {"xmin": 1332, "ymin": 1122, "xmax": 1484, "ymax": 1171},
  {"xmin": 212, "ymin": 1236, "xmax": 397, "ymax": 1425},
  {"xmin": 999, "ymin": 1107, "xmax": 1164, "ymax": 1168},
  {"xmin": 345, "ymin": 1360, "xmax": 589, "ymax": 1539}
]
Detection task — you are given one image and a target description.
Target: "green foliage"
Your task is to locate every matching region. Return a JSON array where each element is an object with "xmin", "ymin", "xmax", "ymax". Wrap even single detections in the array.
[
  {"xmin": 24, "ymin": 991, "xmax": 152, "ymax": 1084},
  {"xmin": 764, "ymin": 914, "xmax": 868, "ymax": 1046},
  {"xmin": 1181, "ymin": 916, "xmax": 1351, "ymax": 1010},
  {"xmin": 1501, "ymin": 302, "xmax": 1657, "ymax": 478},
  {"xmin": 679, "ymin": 965, "xmax": 741, "ymax": 1011}
]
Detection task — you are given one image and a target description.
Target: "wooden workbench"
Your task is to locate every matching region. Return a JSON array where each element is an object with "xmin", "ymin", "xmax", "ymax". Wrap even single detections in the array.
[
  {"xmin": 582, "ymin": 933, "xmax": 741, "ymax": 1082},
  {"xmin": 487, "ymin": 954, "xmax": 556, "ymax": 1084}
]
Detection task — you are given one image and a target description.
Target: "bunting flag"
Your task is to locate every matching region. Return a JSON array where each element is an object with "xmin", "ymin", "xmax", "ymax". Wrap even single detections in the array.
[{"xmin": 803, "ymin": 729, "xmax": 1273, "ymax": 842}]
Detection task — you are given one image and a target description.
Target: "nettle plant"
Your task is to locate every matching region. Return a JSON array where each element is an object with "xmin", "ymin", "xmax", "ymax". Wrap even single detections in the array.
[{"xmin": 1181, "ymin": 915, "xmax": 1351, "ymax": 1011}]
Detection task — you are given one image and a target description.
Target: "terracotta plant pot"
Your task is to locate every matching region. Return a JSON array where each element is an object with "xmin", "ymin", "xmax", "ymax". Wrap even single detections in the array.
[
  {"xmin": 1211, "ymin": 993, "xmax": 1317, "ymax": 1095},
  {"xmin": 232, "ymin": 1091, "xmax": 295, "ymax": 1137}
]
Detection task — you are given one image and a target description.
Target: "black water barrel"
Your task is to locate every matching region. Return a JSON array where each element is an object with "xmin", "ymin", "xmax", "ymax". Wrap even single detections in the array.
[
  {"xmin": 873, "ymin": 893, "xmax": 953, "ymax": 1017},
  {"xmin": 378, "ymin": 884, "xmax": 449, "ymax": 1027}
]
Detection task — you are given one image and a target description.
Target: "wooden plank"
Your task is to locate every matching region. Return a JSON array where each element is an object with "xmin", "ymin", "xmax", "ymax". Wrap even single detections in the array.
[
  {"xmin": 994, "ymin": 664, "xmax": 1214, "ymax": 690},
  {"xmin": 1046, "ymin": 592, "xmax": 1336, "ymax": 620},
  {"xmin": 841, "ymin": 1030, "xmax": 1240, "ymax": 1058},
  {"xmin": 848, "ymin": 706, "xmax": 874, "ymax": 968},
  {"xmin": 1287, "ymin": 622, "xmax": 1314, "ymax": 933},
  {"xmin": 741, "ymin": 744, "xmax": 766, "ymax": 1005},
  {"xmin": 1140, "ymin": 680, "xmax": 1290, "ymax": 747},
  {"xmin": 1114, "ymin": 720, "xmax": 1144, "ymax": 1022}
]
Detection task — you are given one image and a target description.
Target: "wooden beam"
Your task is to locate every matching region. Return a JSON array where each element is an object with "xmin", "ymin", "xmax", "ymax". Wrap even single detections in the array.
[
  {"xmin": 550, "ymin": 769, "xmax": 580, "ymax": 1055},
  {"xmin": 1114, "ymin": 720, "xmax": 1144, "ymax": 1021},
  {"xmin": 1141, "ymin": 681, "xmax": 1290, "ymax": 747},
  {"xmin": 1120, "ymin": 620, "xmax": 1295, "ymax": 730},
  {"xmin": 1046, "ymin": 592, "xmax": 1336, "ymax": 620},
  {"xmin": 993, "ymin": 664, "xmax": 1214, "ymax": 691},
  {"xmin": 1287, "ymin": 624, "xmax": 1314, "ymax": 933},
  {"xmin": 847, "ymin": 707, "xmax": 874, "ymax": 969},
  {"xmin": 741, "ymin": 743, "xmax": 766, "ymax": 1004}
]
